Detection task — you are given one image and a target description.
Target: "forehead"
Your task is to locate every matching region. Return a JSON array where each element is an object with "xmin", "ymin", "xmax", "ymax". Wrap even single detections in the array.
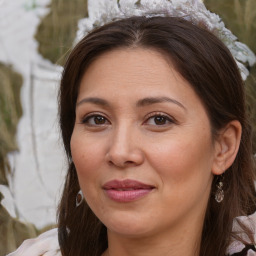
[
  {"xmin": 78, "ymin": 48, "xmax": 202, "ymax": 110},
  {"xmin": 80, "ymin": 48, "xmax": 178, "ymax": 91}
]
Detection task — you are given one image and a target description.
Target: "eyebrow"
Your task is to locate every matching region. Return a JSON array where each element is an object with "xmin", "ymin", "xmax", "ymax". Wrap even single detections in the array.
[
  {"xmin": 136, "ymin": 97, "xmax": 186, "ymax": 110},
  {"xmin": 76, "ymin": 97, "xmax": 109, "ymax": 107},
  {"xmin": 76, "ymin": 96, "xmax": 186, "ymax": 110}
]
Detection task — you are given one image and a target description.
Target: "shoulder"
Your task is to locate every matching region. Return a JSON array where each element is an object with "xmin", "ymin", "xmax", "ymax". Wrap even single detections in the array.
[
  {"xmin": 226, "ymin": 211, "xmax": 256, "ymax": 256},
  {"xmin": 6, "ymin": 228, "xmax": 61, "ymax": 256},
  {"xmin": 6, "ymin": 213, "xmax": 256, "ymax": 256}
]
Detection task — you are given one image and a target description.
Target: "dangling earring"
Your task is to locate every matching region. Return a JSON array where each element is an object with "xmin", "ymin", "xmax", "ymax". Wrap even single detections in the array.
[
  {"xmin": 76, "ymin": 190, "xmax": 84, "ymax": 207},
  {"xmin": 215, "ymin": 175, "xmax": 224, "ymax": 203}
]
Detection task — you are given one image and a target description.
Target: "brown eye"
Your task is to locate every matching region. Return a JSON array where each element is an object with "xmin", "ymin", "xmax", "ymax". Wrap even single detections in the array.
[
  {"xmin": 94, "ymin": 116, "xmax": 106, "ymax": 124},
  {"xmin": 154, "ymin": 116, "xmax": 168, "ymax": 125},
  {"xmin": 145, "ymin": 114, "xmax": 174, "ymax": 126},
  {"xmin": 82, "ymin": 114, "xmax": 109, "ymax": 126}
]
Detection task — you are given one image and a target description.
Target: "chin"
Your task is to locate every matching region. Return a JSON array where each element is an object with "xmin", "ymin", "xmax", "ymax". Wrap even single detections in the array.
[
  {"xmin": 101, "ymin": 212, "xmax": 156, "ymax": 238},
  {"xmin": 108, "ymin": 224, "xmax": 153, "ymax": 238}
]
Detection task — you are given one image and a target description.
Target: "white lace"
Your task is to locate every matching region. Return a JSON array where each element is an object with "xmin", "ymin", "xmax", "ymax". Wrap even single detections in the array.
[
  {"xmin": 6, "ymin": 216, "xmax": 256, "ymax": 256},
  {"xmin": 227, "ymin": 211, "xmax": 256, "ymax": 255},
  {"xmin": 75, "ymin": 0, "xmax": 256, "ymax": 81},
  {"xmin": 6, "ymin": 228, "xmax": 61, "ymax": 256}
]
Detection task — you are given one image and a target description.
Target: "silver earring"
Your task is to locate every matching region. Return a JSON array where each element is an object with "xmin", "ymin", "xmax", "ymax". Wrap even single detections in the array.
[
  {"xmin": 76, "ymin": 190, "xmax": 84, "ymax": 207},
  {"xmin": 215, "ymin": 176, "xmax": 224, "ymax": 203}
]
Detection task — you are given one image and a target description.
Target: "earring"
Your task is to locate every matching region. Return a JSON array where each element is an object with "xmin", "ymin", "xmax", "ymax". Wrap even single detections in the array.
[
  {"xmin": 215, "ymin": 176, "xmax": 224, "ymax": 203},
  {"xmin": 76, "ymin": 190, "xmax": 84, "ymax": 207}
]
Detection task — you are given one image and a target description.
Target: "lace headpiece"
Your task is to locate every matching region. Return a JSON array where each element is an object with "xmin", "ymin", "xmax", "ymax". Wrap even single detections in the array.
[{"xmin": 75, "ymin": 0, "xmax": 256, "ymax": 80}]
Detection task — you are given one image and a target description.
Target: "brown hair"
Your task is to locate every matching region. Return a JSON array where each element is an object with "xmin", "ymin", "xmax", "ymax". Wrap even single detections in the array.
[{"xmin": 58, "ymin": 16, "xmax": 256, "ymax": 256}]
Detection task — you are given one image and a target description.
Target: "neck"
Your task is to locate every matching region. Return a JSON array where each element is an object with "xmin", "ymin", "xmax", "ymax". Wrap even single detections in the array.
[{"xmin": 103, "ymin": 219, "xmax": 203, "ymax": 256}]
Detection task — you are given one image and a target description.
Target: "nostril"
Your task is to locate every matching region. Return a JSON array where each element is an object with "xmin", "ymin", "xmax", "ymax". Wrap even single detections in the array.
[
  {"xmin": 107, "ymin": 159, "xmax": 136, "ymax": 168},
  {"xmin": 125, "ymin": 161, "xmax": 135, "ymax": 165},
  {"xmin": 108, "ymin": 160, "xmax": 114, "ymax": 166}
]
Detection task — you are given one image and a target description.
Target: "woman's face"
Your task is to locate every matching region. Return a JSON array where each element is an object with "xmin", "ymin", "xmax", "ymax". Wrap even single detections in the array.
[{"xmin": 71, "ymin": 48, "xmax": 217, "ymax": 238}]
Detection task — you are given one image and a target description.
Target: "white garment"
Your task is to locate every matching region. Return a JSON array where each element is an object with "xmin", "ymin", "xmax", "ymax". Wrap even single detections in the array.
[
  {"xmin": 226, "ymin": 211, "xmax": 256, "ymax": 255},
  {"xmin": 6, "ymin": 212, "xmax": 256, "ymax": 256},
  {"xmin": 6, "ymin": 228, "xmax": 61, "ymax": 256}
]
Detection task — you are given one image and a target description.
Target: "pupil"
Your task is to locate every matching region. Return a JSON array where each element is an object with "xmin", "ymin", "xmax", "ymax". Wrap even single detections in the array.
[
  {"xmin": 154, "ymin": 116, "xmax": 166, "ymax": 125},
  {"xmin": 95, "ymin": 116, "xmax": 105, "ymax": 124}
]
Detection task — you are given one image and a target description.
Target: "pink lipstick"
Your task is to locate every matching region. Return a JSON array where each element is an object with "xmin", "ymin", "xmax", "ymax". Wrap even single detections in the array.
[{"xmin": 103, "ymin": 179, "xmax": 154, "ymax": 202}]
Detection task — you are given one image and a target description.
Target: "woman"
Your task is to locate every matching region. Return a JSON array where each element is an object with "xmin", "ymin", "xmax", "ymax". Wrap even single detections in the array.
[{"xmin": 7, "ymin": 1, "xmax": 256, "ymax": 256}]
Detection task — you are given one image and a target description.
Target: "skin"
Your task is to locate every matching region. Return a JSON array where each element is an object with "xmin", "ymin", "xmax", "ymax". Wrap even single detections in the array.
[{"xmin": 70, "ymin": 48, "xmax": 241, "ymax": 256}]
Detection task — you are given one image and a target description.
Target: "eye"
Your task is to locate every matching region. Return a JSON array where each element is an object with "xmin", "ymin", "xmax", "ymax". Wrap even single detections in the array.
[
  {"xmin": 82, "ymin": 114, "xmax": 110, "ymax": 126},
  {"xmin": 145, "ymin": 113, "xmax": 175, "ymax": 126}
]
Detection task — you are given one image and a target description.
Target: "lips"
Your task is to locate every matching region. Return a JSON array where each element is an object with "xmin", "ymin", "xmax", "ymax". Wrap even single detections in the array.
[{"xmin": 103, "ymin": 179, "xmax": 155, "ymax": 202}]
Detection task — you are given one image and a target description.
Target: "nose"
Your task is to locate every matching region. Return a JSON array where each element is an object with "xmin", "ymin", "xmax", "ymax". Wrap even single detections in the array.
[{"xmin": 105, "ymin": 124, "xmax": 145, "ymax": 168}]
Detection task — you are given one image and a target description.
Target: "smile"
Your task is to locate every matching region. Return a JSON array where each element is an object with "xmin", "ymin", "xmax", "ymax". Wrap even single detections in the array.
[{"xmin": 102, "ymin": 179, "xmax": 155, "ymax": 202}]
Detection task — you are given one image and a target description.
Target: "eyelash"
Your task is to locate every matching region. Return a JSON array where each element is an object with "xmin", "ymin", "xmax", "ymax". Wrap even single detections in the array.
[
  {"xmin": 144, "ymin": 112, "xmax": 176, "ymax": 126},
  {"xmin": 80, "ymin": 112, "xmax": 176, "ymax": 127},
  {"xmin": 81, "ymin": 113, "xmax": 110, "ymax": 126}
]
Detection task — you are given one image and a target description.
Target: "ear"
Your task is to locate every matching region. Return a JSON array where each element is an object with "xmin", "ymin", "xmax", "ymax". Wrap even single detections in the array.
[{"xmin": 212, "ymin": 120, "xmax": 242, "ymax": 175}]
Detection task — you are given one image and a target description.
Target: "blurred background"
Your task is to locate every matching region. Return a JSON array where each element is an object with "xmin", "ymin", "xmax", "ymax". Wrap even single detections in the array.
[{"xmin": 0, "ymin": 0, "xmax": 255, "ymax": 255}]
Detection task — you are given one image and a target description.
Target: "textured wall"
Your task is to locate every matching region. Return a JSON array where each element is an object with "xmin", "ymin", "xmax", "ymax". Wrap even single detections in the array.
[
  {"xmin": 204, "ymin": 0, "xmax": 256, "ymax": 153},
  {"xmin": 0, "ymin": 0, "xmax": 87, "ymax": 255}
]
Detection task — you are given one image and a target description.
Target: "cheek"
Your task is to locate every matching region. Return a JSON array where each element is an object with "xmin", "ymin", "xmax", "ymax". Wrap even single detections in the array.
[
  {"xmin": 70, "ymin": 133, "xmax": 104, "ymax": 187},
  {"xmin": 71, "ymin": 133, "xmax": 113, "ymax": 219},
  {"xmin": 147, "ymin": 131, "xmax": 214, "ymax": 189},
  {"xmin": 70, "ymin": 134, "xmax": 105, "ymax": 211},
  {"xmin": 148, "ymin": 137, "xmax": 214, "ymax": 221}
]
